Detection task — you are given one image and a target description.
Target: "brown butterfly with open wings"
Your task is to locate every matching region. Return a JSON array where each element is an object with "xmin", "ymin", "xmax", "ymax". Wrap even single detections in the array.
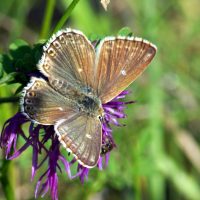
[{"xmin": 21, "ymin": 28, "xmax": 157, "ymax": 168}]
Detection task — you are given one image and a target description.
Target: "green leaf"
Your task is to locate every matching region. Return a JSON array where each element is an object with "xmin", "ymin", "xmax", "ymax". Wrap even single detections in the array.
[
  {"xmin": 10, "ymin": 45, "xmax": 31, "ymax": 61},
  {"xmin": 0, "ymin": 64, "xmax": 3, "ymax": 79},
  {"xmin": 0, "ymin": 72, "xmax": 18, "ymax": 86},
  {"xmin": 9, "ymin": 39, "xmax": 28, "ymax": 51},
  {"xmin": 14, "ymin": 72, "xmax": 29, "ymax": 84},
  {"xmin": 32, "ymin": 43, "xmax": 44, "ymax": 63},
  {"xmin": 118, "ymin": 27, "xmax": 133, "ymax": 37},
  {"xmin": 1, "ymin": 54, "xmax": 13, "ymax": 74},
  {"xmin": 15, "ymin": 84, "xmax": 25, "ymax": 95},
  {"xmin": 0, "ymin": 40, "xmax": 44, "ymax": 87}
]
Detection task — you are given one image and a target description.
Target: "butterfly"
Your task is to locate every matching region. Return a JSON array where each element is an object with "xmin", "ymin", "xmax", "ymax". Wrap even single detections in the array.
[{"xmin": 21, "ymin": 28, "xmax": 157, "ymax": 168}]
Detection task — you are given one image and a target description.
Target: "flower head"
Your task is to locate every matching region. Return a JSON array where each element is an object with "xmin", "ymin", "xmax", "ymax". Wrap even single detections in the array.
[{"xmin": 0, "ymin": 90, "xmax": 133, "ymax": 199}]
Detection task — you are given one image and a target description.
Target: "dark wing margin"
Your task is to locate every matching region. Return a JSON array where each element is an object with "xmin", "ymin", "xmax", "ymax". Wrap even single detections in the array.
[
  {"xmin": 94, "ymin": 36, "xmax": 157, "ymax": 103},
  {"xmin": 55, "ymin": 114, "xmax": 102, "ymax": 168}
]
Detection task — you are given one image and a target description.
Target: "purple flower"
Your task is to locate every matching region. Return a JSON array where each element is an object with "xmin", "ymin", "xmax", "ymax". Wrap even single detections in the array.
[
  {"xmin": 0, "ymin": 112, "xmax": 29, "ymax": 158},
  {"xmin": 0, "ymin": 90, "xmax": 133, "ymax": 200}
]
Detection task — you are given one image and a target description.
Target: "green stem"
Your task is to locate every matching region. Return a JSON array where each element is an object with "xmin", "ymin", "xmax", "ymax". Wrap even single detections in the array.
[
  {"xmin": 0, "ymin": 160, "xmax": 15, "ymax": 200},
  {"xmin": 53, "ymin": 0, "xmax": 81, "ymax": 34},
  {"xmin": 0, "ymin": 97, "xmax": 19, "ymax": 104},
  {"xmin": 40, "ymin": 0, "xmax": 56, "ymax": 39}
]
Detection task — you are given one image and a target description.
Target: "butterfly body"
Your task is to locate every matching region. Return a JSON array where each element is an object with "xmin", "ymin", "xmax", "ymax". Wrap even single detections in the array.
[
  {"xmin": 21, "ymin": 28, "xmax": 157, "ymax": 168},
  {"xmin": 47, "ymin": 77, "xmax": 103, "ymax": 117},
  {"xmin": 76, "ymin": 89, "xmax": 103, "ymax": 118}
]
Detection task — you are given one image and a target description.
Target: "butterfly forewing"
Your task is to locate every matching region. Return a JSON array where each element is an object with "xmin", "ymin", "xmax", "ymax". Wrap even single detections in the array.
[
  {"xmin": 55, "ymin": 114, "xmax": 102, "ymax": 168},
  {"xmin": 39, "ymin": 29, "xmax": 96, "ymax": 95},
  {"xmin": 94, "ymin": 37, "xmax": 157, "ymax": 103}
]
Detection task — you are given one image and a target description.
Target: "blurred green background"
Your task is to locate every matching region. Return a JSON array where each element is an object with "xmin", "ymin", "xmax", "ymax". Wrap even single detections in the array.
[{"xmin": 0, "ymin": 0, "xmax": 200, "ymax": 199}]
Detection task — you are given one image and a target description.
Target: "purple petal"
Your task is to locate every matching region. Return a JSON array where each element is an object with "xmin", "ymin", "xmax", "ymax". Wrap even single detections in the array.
[
  {"xmin": 8, "ymin": 141, "xmax": 30, "ymax": 160},
  {"xmin": 97, "ymin": 157, "xmax": 103, "ymax": 170},
  {"xmin": 59, "ymin": 155, "xmax": 72, "ymax": 179}
]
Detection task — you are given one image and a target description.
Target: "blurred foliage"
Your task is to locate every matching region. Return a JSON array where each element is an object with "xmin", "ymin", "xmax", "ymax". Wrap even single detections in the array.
[
  {"xmin": 0, "ymin": 0, "xmax": 200, "ymax": 200},
  {"xmin": 0, "ymin": 39, "xmax": 43, "ymax": 88}
]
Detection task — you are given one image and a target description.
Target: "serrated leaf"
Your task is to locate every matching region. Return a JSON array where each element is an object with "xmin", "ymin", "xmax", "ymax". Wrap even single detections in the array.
[{"xmin": 118, "ymin": 27, "xmax": 133, "ymax": 37}]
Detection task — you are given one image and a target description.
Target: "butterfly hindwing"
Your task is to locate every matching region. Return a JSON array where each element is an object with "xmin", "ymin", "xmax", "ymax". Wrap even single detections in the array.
[
  {"xmin": 55, "ymin": 114, "xmax": 102, "ymax": 168},
  {"xmin": 21, "ymin": 77, "xmax": 77, "ymax": 125},
  {"xmin": 94, "ymin": 37, "xmax": 157, "ymax": 103}
]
